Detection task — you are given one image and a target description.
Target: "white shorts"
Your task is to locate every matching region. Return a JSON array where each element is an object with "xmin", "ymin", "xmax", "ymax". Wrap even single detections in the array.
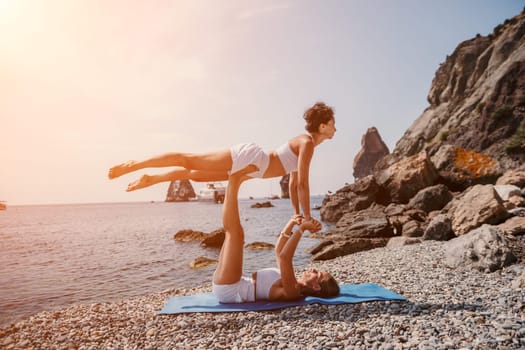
[
  {"xmin": 212, "ymin": 275, "xmax": 255, "ymax": 303},
  {"xmin": 229, "ymin": 143, "xmax": 270, "ymax": 179}
]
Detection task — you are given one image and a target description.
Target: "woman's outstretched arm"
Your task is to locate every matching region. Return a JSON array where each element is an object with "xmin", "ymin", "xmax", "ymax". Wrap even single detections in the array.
[
  {"xmin": 296, "ymin": 139, "xmax": 314, "ymax": 220},
  {"xmin": 288, "ymin": 172, "xmax": 300, "ymax": 216},
  {"xmin": 275, "ymin": 218, "xmax": 321, "ymax": 299},
  {"xmin": 274, "ymin": 217, "xmax": 298, "ymax": 262}
]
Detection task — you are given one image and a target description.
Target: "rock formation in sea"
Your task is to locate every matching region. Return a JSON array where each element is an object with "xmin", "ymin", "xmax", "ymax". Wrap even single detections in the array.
[
  {"xmin": 280, "ymin": 174, "xmax": 290, "ymax": 199},
  {"xmin": 189, "ymin": 256, "xmax": 218, "ymax": 268},
  {"xmin": 165, "ymin": 180, "xmax": 196, "ymax": 202},
  {"xmin": 173, "ymin": 228, "xmax": 225, "ymax": 248},
  {"xmin": 317, "ymin": 10, "xmax": 525, "ymax": 270},
  {"xmin": 352, "ymin": 127, "xmax": 390, "ymax": 180},
  {"xmin": 245, "ymin": 242, "xmax": 275, "ymax": 250},
  {"xmin": 250, "ymin": 201, "xmax": 274, "ymax": 208}
]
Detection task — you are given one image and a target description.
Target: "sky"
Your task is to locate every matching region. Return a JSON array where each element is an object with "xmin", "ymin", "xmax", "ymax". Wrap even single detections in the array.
[{"xmin": 0, "ymin": 0, "xmax": 524, "ymax": 205}]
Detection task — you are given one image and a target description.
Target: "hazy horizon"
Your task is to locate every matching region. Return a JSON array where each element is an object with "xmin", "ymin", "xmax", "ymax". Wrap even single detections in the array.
[{"xmin": 1, "ymin": 1, "xmax": 523, "ymax": 205}]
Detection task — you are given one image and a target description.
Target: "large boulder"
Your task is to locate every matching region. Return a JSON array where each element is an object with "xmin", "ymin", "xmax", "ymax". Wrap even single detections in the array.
[
  {"xmin": 320, "ymin": 175, "xmax": 381, "ymax": 222},
  {"xmin": 250, "ymin": 201, "xmax": 274, "ymax": 208},
  {"xmin": 190, "ymin": 256, "xmax": 218, "ymax": 268},
  {"xmin": 494, "ymin": 184, "xmax": 522, "ymax": 200},
  {"xmin": 375, "ymin": 151, "xmax": 439, "ymax": 204},
  {"xmin": 311, "ymin": 238, "xmax": 389, "ymax": 261},
  {"xmin": 497, "ymin": 216, "xmax": 525, "ymax": 236},
  {"xmin": 174, "ymin": 229, "xmax": 208, "ymax": 242},
  {"xmin": 448, "ymin": 184, "xmax": 509, "ymax": 235},
  {"xmin": 384, "ymin": 204, "xmax": 428, "ymax": 235},
  {"xmin": 496, "ymin": 169, "xmax": 525, "ymax": 187},
  {"xmin": 430, "ymin": 145, "xmax": 502, "ymax": 191},
  {"xmin": 386, "ymin": 237, "xmax": 422, "ymax": 248},
  {"xmin": 444, "ymin": 224, "xmax": 517, "ymax": 272},
  {"xmin": 327, "ymin": 205, "xmax": 394, "ymax": 239},
  {"xmin": 423, "ymin": 214, "xmax": 455, "ymax": 241},
  {"xmin": 245, "ymin": 241, "xmax": 275, "ymax": 250},
  {"xmin": 201, "ymin": 228, "xmax": 226, "ymax": 248},
  {"xmin": 353, "ymin": 127, "xmax": 390, "ymax": 179},
  {"xmin": 407, "ymin": 184, "xmax": 453, "ymax": 213},
  {"xmin": 174, "ymin": 228, "xmax": 226, "ymax": 248},
  {"xmin": 401, "ymin": 220, "xmax": 425, "ymax": 237}
]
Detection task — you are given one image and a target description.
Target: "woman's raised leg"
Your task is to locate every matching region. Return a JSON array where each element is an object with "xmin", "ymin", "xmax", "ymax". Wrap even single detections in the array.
[
  {"xmin": 126, "ymin": 169, "xmax": 230, "ymax": 192},
  {"xmin": 213, "ymin": 167, "xmax": 253, "ymax": 285},
  {"xmin": 108, "ymin": 149, "xmax": 233, "ymax": 179}
]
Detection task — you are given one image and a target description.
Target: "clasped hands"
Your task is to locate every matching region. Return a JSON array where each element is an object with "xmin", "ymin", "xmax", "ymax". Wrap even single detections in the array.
[{"xmin": 291, "ymin": 214, "xmax": 322, "ymax": 233}]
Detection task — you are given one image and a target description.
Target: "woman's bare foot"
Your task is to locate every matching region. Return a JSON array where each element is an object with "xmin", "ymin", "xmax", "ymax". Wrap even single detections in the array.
[
  {"xmin": 126, "ymin": 174, "xmax": 153, "ymax": 192},
  {"xmin": 108, "ymin": 161, "xmax": 137, "ymax": 179}
]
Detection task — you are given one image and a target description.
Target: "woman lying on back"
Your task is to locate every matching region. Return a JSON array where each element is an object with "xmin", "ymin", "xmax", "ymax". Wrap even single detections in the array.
[{"xmin": 212, "ymin": 167, "xmax": 339, "ymax": 303}]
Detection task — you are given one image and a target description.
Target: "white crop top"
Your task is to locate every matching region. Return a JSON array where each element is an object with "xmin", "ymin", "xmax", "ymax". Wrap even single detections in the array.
[
  {"xmin": 276, "ymin": 142, "xmax": 298, "ymax": 173},
  {"xmin": 255, "ymin": 267, "xmax": 281, "ymax": 300}
]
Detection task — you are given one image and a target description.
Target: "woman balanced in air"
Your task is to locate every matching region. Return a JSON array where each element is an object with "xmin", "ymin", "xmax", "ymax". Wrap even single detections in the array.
[
  {"xmin": 108, "ymin": 101, "xmax": 336, "ymax": 223},
  {"xmin": 213, "ymin": 168, "xmax": 339, "ymax": 302}
]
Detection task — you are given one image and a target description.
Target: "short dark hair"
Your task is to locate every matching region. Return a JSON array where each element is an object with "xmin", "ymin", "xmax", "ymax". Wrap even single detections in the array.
[
  {"xmin": 300, "ymin": 272, "xmax": 340, "ymax": 298},
  {"xmin": 303, "ymin": 102, "xmax": 335, "ymax": 133}
]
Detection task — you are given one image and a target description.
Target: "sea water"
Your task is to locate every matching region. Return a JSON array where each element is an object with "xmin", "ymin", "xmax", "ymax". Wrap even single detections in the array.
[{"xmin": 0, "ymin": 197, "xmax": 327, "ymax": 327}]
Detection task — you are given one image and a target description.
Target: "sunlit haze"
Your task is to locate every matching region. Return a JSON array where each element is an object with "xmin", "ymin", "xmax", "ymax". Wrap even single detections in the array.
[{"xmin": 1, "ymin": 0, "xmax": 523, "ymax": 205}]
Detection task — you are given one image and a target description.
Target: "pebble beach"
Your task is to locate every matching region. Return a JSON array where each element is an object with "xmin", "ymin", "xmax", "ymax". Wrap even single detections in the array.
[{"xmin": 1, "ymin": 237, "xmax": 524, "ymax": 350}]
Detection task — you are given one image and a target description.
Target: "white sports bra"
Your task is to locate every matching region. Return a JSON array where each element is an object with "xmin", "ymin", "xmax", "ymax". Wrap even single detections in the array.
[
  {"xmin": 276, "ymin": 142, "xmax": 298, "ymax": 173},
  {"xmin": 255, "ymin": 268, "xmax": 281, "ymax": 300}
]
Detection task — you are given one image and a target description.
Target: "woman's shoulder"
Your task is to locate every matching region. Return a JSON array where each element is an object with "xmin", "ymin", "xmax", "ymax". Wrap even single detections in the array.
[
  {"xmin": 269, "ymin": 281, "xmax": 301, "ymax": 301},
  {"xmin": 289, "ymin": 134, "xmax": 314, "ymax": 147}
]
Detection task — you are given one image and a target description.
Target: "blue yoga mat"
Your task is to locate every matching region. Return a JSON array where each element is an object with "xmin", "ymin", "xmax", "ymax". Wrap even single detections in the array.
[{"xmin": 159, "ymin": 283, "xmax": 406, "ymax": 314}]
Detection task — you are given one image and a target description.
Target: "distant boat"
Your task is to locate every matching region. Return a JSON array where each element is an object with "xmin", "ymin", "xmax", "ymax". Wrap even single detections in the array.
[
  {"xmin": 165, "ymin": 180, "xmax": 196, "ymax": 202},
  {"xmin": 0, "ymin": 202, "xmax": 6, "ymax": 211},
  {"xmin": 199, "ymin": 182, "xmax": 226, "ymax": 203}
]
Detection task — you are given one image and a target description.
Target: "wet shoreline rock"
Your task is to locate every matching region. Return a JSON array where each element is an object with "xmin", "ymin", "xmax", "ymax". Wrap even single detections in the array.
[
  {"xmin": 189, "ymin": 256, "xmax": 218, "ymax": 268},
  {"xmin": 174, "ymin": 228, "xmax": 226, "ymax": 248},
  {"xmin": 250, "ymin": 201, "xmax": 274, "ymax": 208},
  {"xmin": 311, "ymin": 238, "xmax": 389, "ymax": 261},
  {"xmin": 245, "ymin": 242, "xmax": 275, "ymax": 250}
]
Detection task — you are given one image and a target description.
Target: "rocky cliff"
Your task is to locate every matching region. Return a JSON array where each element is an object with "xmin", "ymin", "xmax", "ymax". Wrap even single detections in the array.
[
  {"xmin": 386, "ymin": 10, "xmax": 525, "ymax": 171},
  {"xmin": 317, "ymin": 10, "xmax": 525, "ymax": 268}
]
